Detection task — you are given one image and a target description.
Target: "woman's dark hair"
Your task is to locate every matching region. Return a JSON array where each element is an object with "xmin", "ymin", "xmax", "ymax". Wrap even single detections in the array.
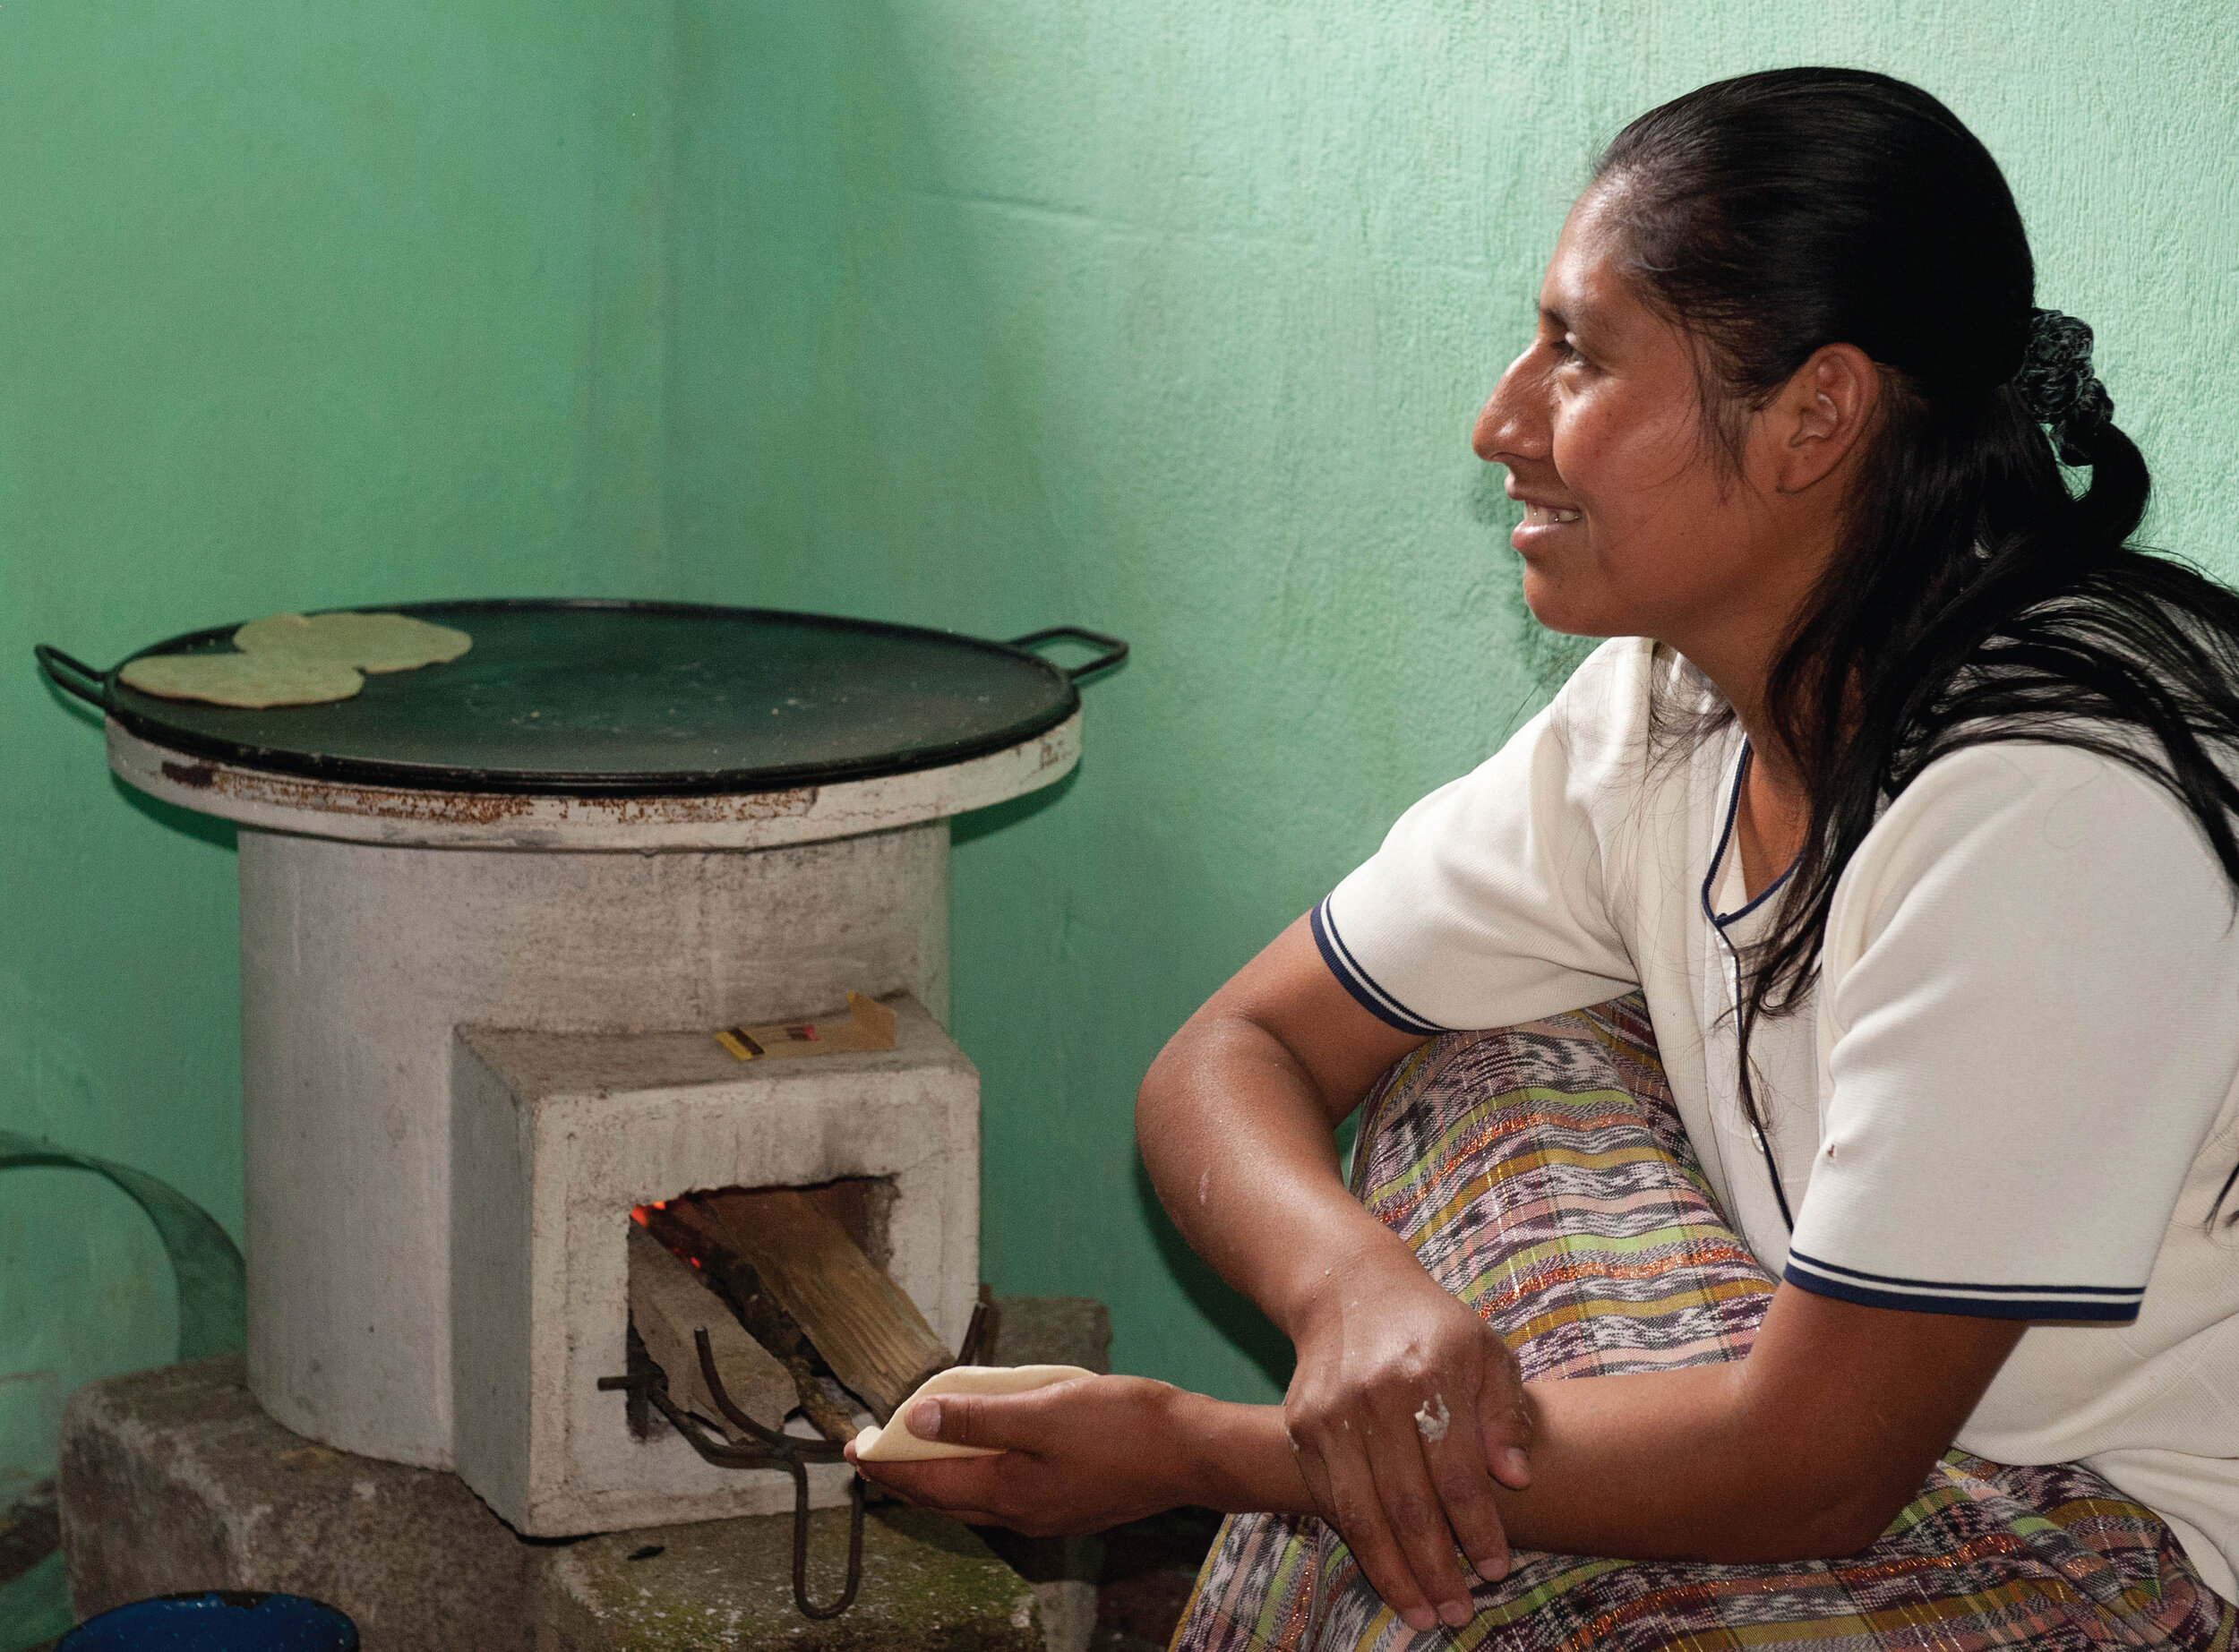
[{"xmin": 1593, "ymin": 68, "xmax": 2239, "ymax": 1224}]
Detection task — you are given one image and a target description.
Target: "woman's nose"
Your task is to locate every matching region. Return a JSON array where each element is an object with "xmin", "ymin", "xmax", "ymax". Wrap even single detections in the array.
[{"xmin": 1472, "ymin": 348, "xmax": 1548, "ymax": 464}]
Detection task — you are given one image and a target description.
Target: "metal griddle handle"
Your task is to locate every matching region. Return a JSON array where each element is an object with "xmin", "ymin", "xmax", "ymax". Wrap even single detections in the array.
[
  {"xmin": 35, "ymin": 645, "xmax": 109, "ymax": 711},
  {"xmin": 1008, "ymin": 627, "xmax": 1128, "ymax": 682}
]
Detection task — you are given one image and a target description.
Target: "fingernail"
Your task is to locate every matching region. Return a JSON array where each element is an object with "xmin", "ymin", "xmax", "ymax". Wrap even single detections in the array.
[
  {"xmin": 1474, "ymin": 1553, "xmax": 1510, "ymax": 1583},
  {"xmin": 1502, "ymin": 1446, "xmax": 1531, "ymax": 1484},
  {"xmin": 1401, "ymin": 1607, "xmax": 1437, "ymax": 1633},
  {"xmin": 1440, "ymin": 1599, "xmax": 1472, "ymax": 1627},
  {"xmin": 910, "ymin": 1399, "xmax": 941, "ymax": 1437}
]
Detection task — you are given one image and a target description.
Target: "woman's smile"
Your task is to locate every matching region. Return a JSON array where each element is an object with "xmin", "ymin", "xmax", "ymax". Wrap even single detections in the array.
[{"xmin": 1512, "ymin": 496, "xmax": 1584, "ymax": 541}]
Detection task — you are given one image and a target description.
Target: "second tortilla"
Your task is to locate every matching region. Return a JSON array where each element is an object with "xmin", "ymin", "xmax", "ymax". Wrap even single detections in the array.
[
  {"xmin": 118, "ymin": 653, "xmax": 365, "ymax": 708},
  {"xmin": 234, "ymin": 611, "xmax": 473, "ymax": 673}
]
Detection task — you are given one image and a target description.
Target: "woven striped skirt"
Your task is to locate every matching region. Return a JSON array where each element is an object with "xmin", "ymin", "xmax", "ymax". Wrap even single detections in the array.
[{"xmin": 1171, "ymin": 996, "xmax": 2236, "ymax": 1651}]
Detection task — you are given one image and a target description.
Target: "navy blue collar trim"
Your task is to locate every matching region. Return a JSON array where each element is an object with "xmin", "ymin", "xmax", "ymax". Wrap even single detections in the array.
[{"xmin": 1702, "ymin": 741, "xmax": 1797, "ymax": 932}]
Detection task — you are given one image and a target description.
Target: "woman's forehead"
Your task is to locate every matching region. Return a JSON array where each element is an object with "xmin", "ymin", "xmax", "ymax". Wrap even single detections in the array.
[{"xmin": 1539, "ymin": 190, "xmax": 1635, "ymax": 327}]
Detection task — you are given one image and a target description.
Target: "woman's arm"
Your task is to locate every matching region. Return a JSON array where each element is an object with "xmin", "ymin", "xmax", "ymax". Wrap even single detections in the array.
[
  {"xmin": 1136, "ymin": 914, "xmax": 1538, "ymax": 1625},
  {"xmin": 854, "ymin": 1287, "xmax": 2023, "ymax": 1572}
]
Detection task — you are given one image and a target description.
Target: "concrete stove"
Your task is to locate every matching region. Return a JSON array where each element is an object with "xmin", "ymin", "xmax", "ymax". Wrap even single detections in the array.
[{"xmin": 105, "ymin": 707, "xmax": 1078, "ymax": 1534}]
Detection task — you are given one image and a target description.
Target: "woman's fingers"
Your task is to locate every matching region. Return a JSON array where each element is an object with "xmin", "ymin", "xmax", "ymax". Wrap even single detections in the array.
[
  {"xmin": 1296, "ymin": 1415, "xmax": 1445, "ymax": 1635},
  {"xmin": 850, "ymin": 1451, "xmax": 1008, "ymax": 1509},
  {"xmin": 1359, "ymin": 1397, "xmax": 1479, "ymax": 1629},
  {"xmin": 1419, "ymin": 1382, "xmax": 1514, "ymax": 1582}
]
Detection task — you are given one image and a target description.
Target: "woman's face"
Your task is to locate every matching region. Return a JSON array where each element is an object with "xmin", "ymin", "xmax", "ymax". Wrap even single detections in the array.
[{"xmin": 1472, "ymin": 188, "xmax": 1806, "ymax": 652}]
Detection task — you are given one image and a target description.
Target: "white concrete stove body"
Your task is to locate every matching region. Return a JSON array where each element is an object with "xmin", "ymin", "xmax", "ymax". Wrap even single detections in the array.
[{"xmin": 108, "ymin": 712, "xmax": 1081, "ymax": 1536}]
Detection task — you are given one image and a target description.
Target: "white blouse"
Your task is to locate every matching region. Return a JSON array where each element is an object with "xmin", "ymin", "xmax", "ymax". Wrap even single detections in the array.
[{"xmin": 1318, "ymin": 637, "xmax": 2239, "ymax": 1594}]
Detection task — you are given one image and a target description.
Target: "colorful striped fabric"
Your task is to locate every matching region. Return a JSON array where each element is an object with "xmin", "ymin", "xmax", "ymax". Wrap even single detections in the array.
[{"xmin": 1171, "ymin": 996, "xmax": 2235, "ymax": 1651}]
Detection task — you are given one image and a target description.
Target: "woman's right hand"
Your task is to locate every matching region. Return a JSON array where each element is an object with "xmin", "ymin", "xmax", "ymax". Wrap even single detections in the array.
[{"xmin": 1279, "ymin": 1228, "xmax": 1534, "ymax": 1633}]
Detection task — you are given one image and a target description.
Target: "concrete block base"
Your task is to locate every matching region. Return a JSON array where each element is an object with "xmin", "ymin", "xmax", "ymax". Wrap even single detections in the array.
[
  {"xmin": 530, "ymin": 1504, "xmax": 1041, "ymax": 1652},
  {"xmin": 56, "ymin": 1357, "xmax": 536, "ymax": 1651}
]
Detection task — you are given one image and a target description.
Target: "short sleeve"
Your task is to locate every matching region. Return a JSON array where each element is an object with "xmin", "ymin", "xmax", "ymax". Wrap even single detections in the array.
[
  {"xmin": 1785, "ymin": 742, "xmax": 2239, "ymax": 1321},
  {"xmin": 1316, "ymin": 638, "xmax": 1649, "ymax": 1034}
]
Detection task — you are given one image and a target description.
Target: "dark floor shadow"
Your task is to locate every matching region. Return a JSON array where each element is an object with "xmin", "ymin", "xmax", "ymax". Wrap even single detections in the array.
[
  {"xmin": 111, "ymin": 774, "xmax": 237, "ymax": 853},
  {"xmin": 950, "ymin": 764, "xmax": 1079, "ymax": 848},
  {"xmin": 1131, "ymin": 1159, "xmax": 1295, "ymax": 1395}
]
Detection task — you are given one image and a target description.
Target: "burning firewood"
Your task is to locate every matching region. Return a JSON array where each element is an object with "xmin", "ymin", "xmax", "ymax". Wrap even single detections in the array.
[
  {"xmin": 635, "ymin": 1200, "xmax": 862, "ymax": 1442},
  {"xmin": 699, "ymin": 1188, "xmax": 952, "ymax": 1424},
  {"xmin": 625, "ymin": 1224, "xmax": 795, "ymax": 1440}
]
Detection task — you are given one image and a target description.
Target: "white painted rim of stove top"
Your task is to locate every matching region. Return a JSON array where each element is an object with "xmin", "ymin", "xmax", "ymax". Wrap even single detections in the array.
[{"xmin": 106, "ymin": 710, "xmax": 1082, "ymax": 851}]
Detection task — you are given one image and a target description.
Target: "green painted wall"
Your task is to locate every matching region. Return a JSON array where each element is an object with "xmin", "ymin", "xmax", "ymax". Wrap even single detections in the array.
[
  {"xmin": 6, "ymin": 0, "xmax": 2236, "ymax": 1490},
  {"xmin": 0, "ymin": 0, "xmax": 675, "ymax": 1497}
]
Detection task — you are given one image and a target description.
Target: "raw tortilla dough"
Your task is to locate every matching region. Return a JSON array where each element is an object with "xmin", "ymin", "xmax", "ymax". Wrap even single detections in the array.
[
  {"xmin": 118, "ymin": 653, "xmax": 365, "ymax": 708},
  {"xmin": 234, "ymin": 611, "xmax": 473, "ymax": 673},
  {"xmin": 852, "ymin": 1365, "xmax": 1096, "ymax": 1462}
]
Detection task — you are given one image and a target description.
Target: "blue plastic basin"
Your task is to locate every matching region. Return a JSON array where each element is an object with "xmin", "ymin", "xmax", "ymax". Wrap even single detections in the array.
[{"xmin": 58, "ymin": 1591, "xmax": 358, "ymax": 1650}]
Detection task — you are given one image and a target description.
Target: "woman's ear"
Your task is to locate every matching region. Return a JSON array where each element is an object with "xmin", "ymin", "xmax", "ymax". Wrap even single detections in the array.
[{"xmin": 1771, "ymin": 343, "xmax": 1880, "ymax": 495}]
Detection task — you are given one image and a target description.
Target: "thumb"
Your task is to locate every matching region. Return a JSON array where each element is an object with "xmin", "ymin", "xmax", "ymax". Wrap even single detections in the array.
[{"xmin": 907, "ymin": 1391, "xmax": 1031, "ymax": 1452}]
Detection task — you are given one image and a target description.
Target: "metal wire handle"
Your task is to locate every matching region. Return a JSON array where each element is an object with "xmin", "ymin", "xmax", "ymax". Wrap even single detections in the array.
[
  {"xmin": 34, "ymin": 644, "xmax": 109, "ymax": 710},
  {"xmin": 1008, "ymin": 626, "xmax": 1129, "ymax": 682}
]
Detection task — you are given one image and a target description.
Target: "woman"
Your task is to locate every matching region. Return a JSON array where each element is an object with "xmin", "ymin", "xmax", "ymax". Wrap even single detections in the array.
[{"xmin": 851, "ymin": 69, "xmax": 2239, "ymax": 1648}]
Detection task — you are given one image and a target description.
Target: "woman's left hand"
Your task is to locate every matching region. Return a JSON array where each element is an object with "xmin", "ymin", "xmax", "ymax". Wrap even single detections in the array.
[{"xmin": 845, "ymin": 1374, "xmax": 1201, "ymax": 1536}]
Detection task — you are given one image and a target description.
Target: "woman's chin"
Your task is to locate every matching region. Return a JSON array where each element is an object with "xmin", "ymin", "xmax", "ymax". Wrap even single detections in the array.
[{"xmin": 1518, "ymin": 572, "xmax": 1603, "ymax": 638}]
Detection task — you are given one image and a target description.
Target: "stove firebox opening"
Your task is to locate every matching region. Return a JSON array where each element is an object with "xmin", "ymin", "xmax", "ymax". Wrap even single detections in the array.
[{"xmin": 624, "ymin": 1177, "xmax": 950, "ymax": 1450}]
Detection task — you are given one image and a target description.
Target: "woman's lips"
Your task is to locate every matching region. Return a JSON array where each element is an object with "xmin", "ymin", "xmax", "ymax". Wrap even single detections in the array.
[{"xmin": 1511, "ymin": 501, "xmax": 1583, "ymax": 552}]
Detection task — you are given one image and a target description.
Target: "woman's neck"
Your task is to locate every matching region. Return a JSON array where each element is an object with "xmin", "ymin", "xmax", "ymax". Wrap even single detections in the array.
[{"xmin": 1720, "ymin": 707, "xmax": 1809, "ymax": 900}]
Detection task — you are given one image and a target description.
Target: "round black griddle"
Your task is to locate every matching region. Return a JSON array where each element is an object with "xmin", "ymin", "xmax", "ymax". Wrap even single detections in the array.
[{"xmin": 37, "ymin": 600, "xmax": 1126, "ymax": 797}]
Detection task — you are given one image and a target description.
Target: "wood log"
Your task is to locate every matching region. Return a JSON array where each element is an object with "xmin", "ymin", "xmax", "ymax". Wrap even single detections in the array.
[
  {"xmin": 635, "ymin": 1202, "xmax": 858, "ymax": 1442},
  {"xmin": 697, "ymin": 1187, "xmax": 951, "ymax": 1422},
  {"xmin": 625, "ymin": 1224, "xmax": 795, "ymax": 1441}
]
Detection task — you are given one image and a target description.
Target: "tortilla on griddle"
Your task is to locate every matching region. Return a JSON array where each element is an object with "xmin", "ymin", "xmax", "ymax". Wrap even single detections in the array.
[
  {"xmin": 234, "ymin": 611, "xmax": 472, "ymax": 674},
  {"xmin": 118, "ymin": 653, "xmax": 365, "ymax": 708}
]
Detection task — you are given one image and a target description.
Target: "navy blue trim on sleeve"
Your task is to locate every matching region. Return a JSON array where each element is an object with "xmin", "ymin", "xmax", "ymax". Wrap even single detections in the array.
[
  {"xmin": 1309, "ymin": 896, "xmax": 1451, "ymax": 1038},
  {"xmin": 1783, "ymin": 1246, "xmax": 2143, "ymax": 1322}
]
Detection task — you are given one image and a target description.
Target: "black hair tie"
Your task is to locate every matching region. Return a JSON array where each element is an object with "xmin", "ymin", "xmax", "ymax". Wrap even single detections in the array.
[{"xmin": 2014, "ymin": 307, "xmax": 2114, "ymax": 465}]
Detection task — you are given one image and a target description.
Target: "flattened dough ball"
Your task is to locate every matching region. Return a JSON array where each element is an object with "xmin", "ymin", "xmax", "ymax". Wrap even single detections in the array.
[
  {"xmin": 234, "ymin": 610, "xmax": 473, "ymax": 674},
  {"xmin": 118, "ymin": 653, "xmax": 365, "ymax": 708},
  {"xmin": 852, "ymin": 1365, "xmax": 1096, "ymax": 1462}
]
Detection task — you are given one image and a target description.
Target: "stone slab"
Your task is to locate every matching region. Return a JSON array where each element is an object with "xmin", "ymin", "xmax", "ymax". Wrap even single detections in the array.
[
  {"xmin": 57, "ymin": 1357, "xmax": 536, "ymax": 1651},
  {"xmin": 529, "ymin": 1504, "xmax": 1042, "ymax": 1651}
]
